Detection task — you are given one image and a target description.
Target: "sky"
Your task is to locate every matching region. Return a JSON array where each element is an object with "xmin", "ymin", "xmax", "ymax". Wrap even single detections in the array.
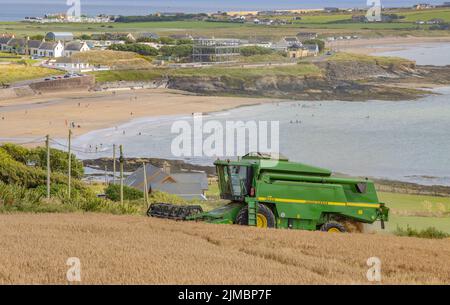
[
  {"xmin": 0, "ymin": 0, "xmax": 449, "ymax": 11},
  {"xmin": 0, "ymin": 0, "xmax": 448, "ymax": 20}
]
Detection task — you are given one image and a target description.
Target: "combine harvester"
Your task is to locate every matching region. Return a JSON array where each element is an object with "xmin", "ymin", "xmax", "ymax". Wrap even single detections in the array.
[{"xmin": 148, "ymin": 153, "xmax": 389, "ymax": 232}]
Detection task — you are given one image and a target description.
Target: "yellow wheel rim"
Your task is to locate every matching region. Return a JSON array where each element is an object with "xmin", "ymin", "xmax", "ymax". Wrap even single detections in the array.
[
  {"xmin": 256, "ymin": 213, "xmax": 268, "ymax": 228},
  {"xmin": 328, "ymin": 227, "xmax": 341, "ymax": 233}
]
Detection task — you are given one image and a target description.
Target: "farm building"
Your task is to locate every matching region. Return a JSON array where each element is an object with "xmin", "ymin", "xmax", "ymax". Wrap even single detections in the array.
[
  {"xmin": 45, "ymin": 32, "xmax": 74, "ymax": 42},
  {"xmin": 124, "ymin": 162, "xmax": 209, "ymax": 201},
  {"xmin": 192, "ymin": 38, "xmax": 240, "ymax": 63}
]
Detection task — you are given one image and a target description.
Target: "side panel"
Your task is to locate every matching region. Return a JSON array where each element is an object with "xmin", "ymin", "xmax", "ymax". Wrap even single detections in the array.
[{"xmin": 256, "ymin": 180, "xmax": 381, "ymax": 229}]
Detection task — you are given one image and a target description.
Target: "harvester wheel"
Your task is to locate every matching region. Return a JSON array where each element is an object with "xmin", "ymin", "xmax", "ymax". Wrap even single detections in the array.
[
  {"xmin": 235, "ymin": 204, "xmax": 275, "ymax": 228},
  {"xmin": 321, "ymin": 222, "xmax": 347, "ymax": 233}
]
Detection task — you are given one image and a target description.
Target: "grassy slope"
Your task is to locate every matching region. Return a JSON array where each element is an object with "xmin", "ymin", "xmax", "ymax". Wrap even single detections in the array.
[
  {"xmin": 0, "ymin": 64, "xmax": 61, "ymax": 84},
  {"xmin": 71, "ymin": 50, "xmax": 152, "ymax": 69},
  {"xmin": 379, "ymin": 192, "xmax": 450, "ymax": 233},
  {"xmin": 92, "ymin": 62, "xmax": 323, "ymax": 83},
  {"xmin": 2, "ymin": 8, "xmax": 450, "ymax": 39}
]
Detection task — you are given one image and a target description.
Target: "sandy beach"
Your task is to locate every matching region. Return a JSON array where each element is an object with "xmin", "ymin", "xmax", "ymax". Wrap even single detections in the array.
[
  {"xmin": 0, "ymin": 88, "xmax": 273, "ymax": 141},
  {"xmin": 331, "ymin": 35, "xmax": 450, "ymax": 55}
]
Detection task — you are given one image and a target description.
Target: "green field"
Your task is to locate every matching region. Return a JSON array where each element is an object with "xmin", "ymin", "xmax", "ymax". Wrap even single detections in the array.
[
  {"xmin": 379, "ymin": 192, "xmax": 450, "ymax": 233},
  {"xmin": 2, "ymin": 7, "xmax": 450, "ymax": 41},
  {"xmin": 0, "ymin": 64, "xmax": 61, "ymax": 84},
  {"xmin": 92, "ymin": 62, "xmax": 323, "ymax": 83}
]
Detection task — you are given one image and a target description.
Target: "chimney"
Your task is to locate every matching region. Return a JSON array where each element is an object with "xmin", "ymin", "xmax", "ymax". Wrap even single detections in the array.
[{"xmin": 162, "ymin": 161, "xmax": 171, "ymax": 175}]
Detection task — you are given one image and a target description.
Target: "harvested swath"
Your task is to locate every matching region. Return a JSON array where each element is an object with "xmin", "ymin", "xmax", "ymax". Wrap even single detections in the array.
[{"xmin": 0, "ymin": 213, "xmax": 448, "ymax": 284}]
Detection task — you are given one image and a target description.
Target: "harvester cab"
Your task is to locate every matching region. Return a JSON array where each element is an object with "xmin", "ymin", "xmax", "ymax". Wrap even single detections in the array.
[{"xmin": 148, "ymin": 153, "xmax": 389, "ymax": 233}]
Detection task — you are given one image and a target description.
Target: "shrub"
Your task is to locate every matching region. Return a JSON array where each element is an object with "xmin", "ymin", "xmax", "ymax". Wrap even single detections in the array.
[
  {"xmin": 302, "ymin": 39, "xmax": 325, "ymax": 52},
  {"xmin": 108, "ymin": 43, "xmax": 159, "ymax": 56},
  {"xmin": 0, "ymin": 143, "xmax": 84, "ymax": 179},
  {"xmin": 240, "ymin": 46, "xmax": 273, "ymax": 57},
  {"xmin": 159, "ymin": 45, "xmax": 193, "ymax": 59},
  {"xmin": 394, "ymin": 225, "xmax": 449, "ymax": 239},
  {"xmin": 105, "ymin": 184, "xmax": 144, "ymax": 202}
]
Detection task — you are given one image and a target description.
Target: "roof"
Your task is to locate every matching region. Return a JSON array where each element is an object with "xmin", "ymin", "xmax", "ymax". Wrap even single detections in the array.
[
  {"xmin": 7, "ymin": 38, "xmax": 26, "ymax": 47},
  {"xmin": 45, "ymin": 32, "xmax": 74, "ymax": 40},
  {"xmin": 27, "ymin": 40, "xmax": 43, "ymax": 48},
  {"xmin": 124, "ymin": 164, "xmax": 171, "ymax": 192},
  {"xmin": 47, "ymin": 32, "xmax": 73, "ymax": 36},
  {"xmin": 0, "ymin": 36, "xmax": 12, "ymax": 44},
  {"xmin": 124, "ymin": 164, "xmax": 208, "ymax": 200},
  {"xmin": 138, "ymin": 33, "xmax": 160, "ymax": 39},
  {"xmin": 284, "ymin": 37, "xmax": 299, "ymax": 42},
  {"xmin": 171, "ymin": 172, "xmax": 209, "ymax": 190},
  {"xmin": 65, "ymin": 41, "xmax": 85, "ymax": 51},
  {"xmin": 304, "ymin": 44, "xmax": 319, "ymax": 51},
  {"xmin": 150, "ymin": 182, "xmax": 207, "ymax": 201},
  {"xmin": 39, "ymin": 41, "xmax": 58, "ymax": 50}
]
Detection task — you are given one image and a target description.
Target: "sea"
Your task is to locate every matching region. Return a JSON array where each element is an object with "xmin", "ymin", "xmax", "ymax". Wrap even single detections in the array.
[
  {"xmin": 65, "ymin": 43, "xmax": 450, "ymax": 186},
  {"xmin": 0, "ymin": 0, "xmax": 448, "ymax": 21}
]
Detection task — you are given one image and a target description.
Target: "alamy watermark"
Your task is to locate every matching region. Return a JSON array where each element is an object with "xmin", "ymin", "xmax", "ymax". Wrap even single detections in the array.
[
  {"xmin": 366, "ymin": 0, "xmax": 382, "ymax": 22},
  {"xmin": 171, "ymin": 113, "xmax": 280, "ymax": 159},
  {"xmin": 66, "ymin": 0, "xmax": 82, "ymax": 21},
  {"xmin": 66, "ymin": 257, "xmax": 82, "ymax": 283},
  {"xmin": 366, "ymin": 257, "xmax": 382, "ymax": 282}
]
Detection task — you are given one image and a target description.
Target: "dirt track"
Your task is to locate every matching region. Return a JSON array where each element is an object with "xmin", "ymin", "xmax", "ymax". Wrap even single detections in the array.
[{"xmin": 0, "ymin": 213, "xmax": 449, "ymax": 284}]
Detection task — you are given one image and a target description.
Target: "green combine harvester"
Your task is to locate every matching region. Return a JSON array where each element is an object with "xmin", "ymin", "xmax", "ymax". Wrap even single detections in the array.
[{"xmin": 148, "ymin": 153, "xmax": 389, "ymax": 232}]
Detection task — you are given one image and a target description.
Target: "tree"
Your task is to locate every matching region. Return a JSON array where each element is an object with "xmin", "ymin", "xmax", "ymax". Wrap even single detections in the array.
[
  {"xmin": 240, "ymin": 46, "xmax": 273, "ymax": 57},
  {"xmin": 108, "ymin": 43, "xmax": 159, "ymax": 56},
  {"xmin": 302, "ymin": 39, "xmax": 325, "ymax": 52}
]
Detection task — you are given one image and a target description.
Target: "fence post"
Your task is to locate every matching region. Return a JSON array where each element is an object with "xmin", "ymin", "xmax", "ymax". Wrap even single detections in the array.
[
  {"xmin": 46, "ymin": 134, "xmax": 51, "ymax": 200},
  {"xmin": 119, "ymin": 145, "xmax": 124, "ymax": 204},
  {"xmin": 68, "ymin": 129, "xmax": 72, "ymax": 199}
]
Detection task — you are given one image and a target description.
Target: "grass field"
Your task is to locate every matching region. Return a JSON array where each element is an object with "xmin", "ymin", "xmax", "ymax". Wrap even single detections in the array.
[
  {"xmin": 71, "ymin": 50, "xmax": 152, "ymax": 69},
  {"xmin": 0, "ymin": 213, "xmax": 448, "ymax": 284},
  {"xmin": 1, "ymin": 10, "xmax": 450, "ymax": 41},
  {"xmin": 92, "ymin": 62, "xmax": 323, "ymax": 83},
  {"xmin": 378, "ymin": 192, "xmax": 450, "ymax": 233},
  {"xmin": 0, "ymin": 64, "xmax": 61, "ymax": 84}
]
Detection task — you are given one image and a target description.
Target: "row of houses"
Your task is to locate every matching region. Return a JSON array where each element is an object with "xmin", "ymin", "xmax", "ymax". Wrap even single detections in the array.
[{"xmin": 0, "ymin": 35, "xmax": 89, "ymax": 58}]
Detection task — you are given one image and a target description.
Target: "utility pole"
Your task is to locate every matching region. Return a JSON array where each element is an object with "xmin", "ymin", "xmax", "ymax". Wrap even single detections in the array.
[
  {"xmin": 112, "ymin": 144, "xmax": 116, "ymax": 185},
  {"xmin": 104, "ymin": 165, "xmax": 108, "ymax": 185},
  {"xmin": 119, "ymin": 145, "xmax": 124, "ymax": 205},
  {"xmin": 143, "ymin": 162, "xmax": 149, "ymax": 207},
  {"xmin": 68, "ymin": 129, "xmax": 72, "ymax": 199},
  {"xmin": 46, "ymin": 135, "xmax": 50, "ymax": 200}
]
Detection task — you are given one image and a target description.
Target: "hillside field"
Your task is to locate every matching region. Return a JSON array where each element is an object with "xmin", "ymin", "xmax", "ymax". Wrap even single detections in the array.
[{"xmin": 0, "ymin": 213, "xmax": 448, "ymax": 284}]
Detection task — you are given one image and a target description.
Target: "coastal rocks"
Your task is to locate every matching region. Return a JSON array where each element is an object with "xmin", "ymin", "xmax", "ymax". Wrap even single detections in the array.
[
  {"xmin": 166, "ymin": 74, "xmax": 426, "ymax": 101},
  {"xmin": 94, "ymin": 79, "xmax": 168, "ymax": 91}
]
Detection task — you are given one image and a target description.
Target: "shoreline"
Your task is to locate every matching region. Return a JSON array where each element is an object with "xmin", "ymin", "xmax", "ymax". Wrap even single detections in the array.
[{"xmin": 0, "ymin": 88, "xmax": 275, "ymax": 140}]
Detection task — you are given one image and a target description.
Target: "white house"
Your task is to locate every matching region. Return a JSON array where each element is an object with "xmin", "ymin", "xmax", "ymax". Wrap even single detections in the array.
[
  {"xmin": 27, "ymin": 39, "xmax": 44, "ymax": 56},
  {"xmin": 38, "ymin": 41, "xmax": 64, "ymax": 58},
  {"xmin": 63, "ymin": 41, "xmax": 90, "ymax": 57}
]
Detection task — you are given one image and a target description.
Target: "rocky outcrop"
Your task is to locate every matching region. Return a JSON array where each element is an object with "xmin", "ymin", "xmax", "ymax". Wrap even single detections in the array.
[{"xmin": 166, "ymin": 74, "xmax": 426, "ymax": 101}]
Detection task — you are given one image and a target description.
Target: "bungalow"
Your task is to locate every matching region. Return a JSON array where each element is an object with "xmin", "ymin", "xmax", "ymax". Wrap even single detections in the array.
[
  {"xmin": 124, "ymin": 162, "xmax": 209, "ymax": 201},
  {"xmin": 63, "ymin": 41, "xmax": 90, "ymax": 57},
  {"xmin": 38, "ymin": 41, "xmax": 64, "ymax": 58},
  {"xmin": 136, "ymin": 32, "xmax": 160, "ymax": 40},
  {"xmin": 52, "ymin": 57, "xmax": 91, "ymax": 72},
  {"xmin": 304, "ymin": 43, "xmax": 320, "ymax": 56},
  {"xmin": 27, "ymin": 39, "xmax": 44, "ymax": 56},
  {"xmin": 5, "ymin": 38, "xmax": 27, "ymax": 54},
  {"xmin": 272, "ymin": 37, "xmax": 301, "ymax": 51},
  {"xmin": 0, "ymin": 36, "xmax": 14, "ymax": 51},
  {"xmin": 296, "ymin": 32, "xmax": 318, "ymax": 41},
  {"xmin": 287, "ymin": 44, "xmax": 308, "ymax": 59}
]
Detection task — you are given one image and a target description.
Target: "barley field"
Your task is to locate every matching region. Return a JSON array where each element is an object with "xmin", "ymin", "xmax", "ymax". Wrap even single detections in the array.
[{"xmin": 0, "ymin": 213, "xmax": 448, "ymax": 285}]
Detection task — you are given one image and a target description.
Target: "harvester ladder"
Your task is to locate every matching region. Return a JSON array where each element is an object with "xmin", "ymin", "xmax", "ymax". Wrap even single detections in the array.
[{"xmin": 247, "ymin": 200, "xmax": 257, "ymax": 226}]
